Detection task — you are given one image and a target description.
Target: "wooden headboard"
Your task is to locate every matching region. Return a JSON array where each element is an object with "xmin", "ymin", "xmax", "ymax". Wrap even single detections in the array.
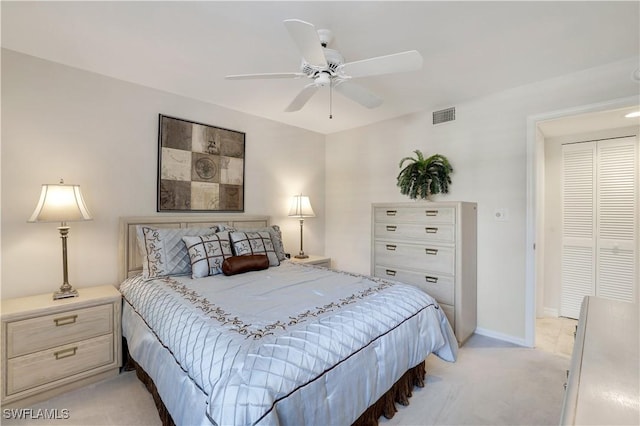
[{"xmin": 118, "ymin": 215, "xmax": 270, "ymax": 283}]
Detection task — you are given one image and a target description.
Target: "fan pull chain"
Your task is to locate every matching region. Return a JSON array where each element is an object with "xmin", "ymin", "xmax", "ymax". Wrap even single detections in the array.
[{"xmin": 329, "ymin": 80, "xmax": 333, "ymax": 119}]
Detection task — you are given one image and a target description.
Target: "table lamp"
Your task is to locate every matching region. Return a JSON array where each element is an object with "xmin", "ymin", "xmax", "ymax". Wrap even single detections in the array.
[
  {"xmin": 288, "ymin": 194, "xmax": 315, "ymax": 259},
  {"xmin": 28, "ymin": 179, "xmax": 92, "ymax": 299}
]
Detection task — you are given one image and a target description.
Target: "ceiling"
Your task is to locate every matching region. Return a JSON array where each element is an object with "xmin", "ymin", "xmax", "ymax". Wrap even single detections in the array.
[{"xmin": 2, "ymin": 1, "xmax": 639, "ymax": 135}]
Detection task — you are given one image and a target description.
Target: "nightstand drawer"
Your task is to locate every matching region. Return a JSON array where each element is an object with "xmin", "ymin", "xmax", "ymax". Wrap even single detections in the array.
[
  {"xmin": 7, "ymin": 304, "xmax": 113, "ymax": 358},
  {"xmin": 374, "ymin": 266, "xmax": 454, "ymax": 305},
  {"xmin": 6, "ymin": 334, "xmax": 114, "ymax": 395}
]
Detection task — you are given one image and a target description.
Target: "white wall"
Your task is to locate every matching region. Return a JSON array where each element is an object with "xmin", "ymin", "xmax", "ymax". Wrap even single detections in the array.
[
  {"xmin": 325, "ymin": 56, "xmax": 640, "ymax": 343},
  {"xmin": 1, "ymin": 49, "xmax": 325, "ymax": 299}
]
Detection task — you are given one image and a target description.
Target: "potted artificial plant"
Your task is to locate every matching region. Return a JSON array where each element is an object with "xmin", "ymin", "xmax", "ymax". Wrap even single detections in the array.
[{"xmin": 396, "ymin": 150, "xmax": 453, "ymax": 200}]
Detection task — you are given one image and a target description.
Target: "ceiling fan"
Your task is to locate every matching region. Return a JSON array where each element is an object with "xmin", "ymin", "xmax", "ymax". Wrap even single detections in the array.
[{"xmin": 225, "ymin": 19, "xmax": 423, "ymax": 117}]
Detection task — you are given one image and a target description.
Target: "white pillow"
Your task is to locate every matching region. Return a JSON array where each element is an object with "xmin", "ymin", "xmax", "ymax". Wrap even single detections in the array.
[
  {"xmin": 182, "ymin": 232, "xmax": 233, "ymax": 278},
  {"xmin": 136, "ymin": 225, "xmax": 219, "ymax": 278},
  {"xmin": 229, "ymin": 231, "xmax": 280, "ymax": 266}
]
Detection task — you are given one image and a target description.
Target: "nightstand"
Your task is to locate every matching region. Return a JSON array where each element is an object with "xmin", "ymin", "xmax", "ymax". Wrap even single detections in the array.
[
  {"xmin": 289, "ymin": 255, "xmax": 331, "ymax": 268},
  {"xmin": 1, "ymin": 285, "xmax": 122, "ymax": 407}
]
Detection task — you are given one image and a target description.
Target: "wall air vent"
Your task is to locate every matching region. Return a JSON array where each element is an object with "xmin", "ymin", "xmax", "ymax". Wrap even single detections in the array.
[{"xmin": 433, "ymin": 107, "xmax": 456, "ymax": 125}]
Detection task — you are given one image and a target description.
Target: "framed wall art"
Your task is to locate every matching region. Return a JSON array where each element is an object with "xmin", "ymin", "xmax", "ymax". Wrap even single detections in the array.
[{"xmin": 157, "ymin": 114, "xmax": 245, "ymax": 212}]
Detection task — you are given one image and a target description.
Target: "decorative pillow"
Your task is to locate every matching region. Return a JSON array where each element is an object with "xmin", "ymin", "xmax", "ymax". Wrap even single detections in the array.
[
  {"xmin": 229, "ymin": 231, "xmax": 280, "ymax": 266},
  {"xmin": 136, "ymin": 225, "xmax": 219, "ymax": 278},
  {"xmin": 182, "ymin": 232, "xmax": 234, "ymax": 278},
  {"xmin": 224, "ymin": 225, "xmax": 286, "ymax": 261},
  {"xmin": 222, "ymin": 255, "xmax": 269, "ymax": 276}
]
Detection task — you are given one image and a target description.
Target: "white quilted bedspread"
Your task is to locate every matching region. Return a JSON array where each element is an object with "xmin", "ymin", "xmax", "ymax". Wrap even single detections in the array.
[{"xmin": 120, "ymin": 261, "xmax": 457, "ymax": 425}]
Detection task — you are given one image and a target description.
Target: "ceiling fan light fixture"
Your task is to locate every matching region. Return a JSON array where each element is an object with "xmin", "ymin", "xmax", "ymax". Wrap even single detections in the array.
[
  {"xmin": 315, "ymin": 72, "xmax": 331, "ymax": 86},
  {"xmin": 317, "ymin": 29, "xmax": 333, "ymax": 47}
]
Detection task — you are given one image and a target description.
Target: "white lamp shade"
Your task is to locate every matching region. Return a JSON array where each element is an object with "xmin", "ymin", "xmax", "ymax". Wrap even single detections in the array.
[
  {"xmin": 288, "ymin": 195, "xmax": 315, "ymax": 218},
  {"xmin": 28, "ymin": 183, "xmax": 92, "ymax": 223}
]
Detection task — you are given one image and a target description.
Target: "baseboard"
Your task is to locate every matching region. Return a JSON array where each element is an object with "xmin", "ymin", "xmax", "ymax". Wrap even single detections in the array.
[
  {"xmin": 474, "ymin": 327, "xmax": 528, "ymax": 347},
  {"xmin": 543, "ymin": 307, "xmax": 559, "ymax": 318}
]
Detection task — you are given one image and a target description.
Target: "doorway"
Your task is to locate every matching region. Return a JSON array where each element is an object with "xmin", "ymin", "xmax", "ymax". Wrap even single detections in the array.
[{"xmin": 525, "ymin": 97, "xmax": 640, "ymax": 347}]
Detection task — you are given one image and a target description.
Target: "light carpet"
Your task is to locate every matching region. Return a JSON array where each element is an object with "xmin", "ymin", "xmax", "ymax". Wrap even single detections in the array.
[{"xmin": 2, "ymin": 334, "xmax": 570, "ymax": 425}]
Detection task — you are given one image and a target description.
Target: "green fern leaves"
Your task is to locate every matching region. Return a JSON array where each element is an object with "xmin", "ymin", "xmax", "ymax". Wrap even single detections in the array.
[{"xmin": 397, "ymin": 150, "xmax": 453, "ymax": 199}]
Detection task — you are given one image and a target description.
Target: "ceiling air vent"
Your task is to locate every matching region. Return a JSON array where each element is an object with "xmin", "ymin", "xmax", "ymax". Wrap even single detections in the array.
[{"xmin": 433, "ymin": 107, "xmax": 456, "ymax": 125}]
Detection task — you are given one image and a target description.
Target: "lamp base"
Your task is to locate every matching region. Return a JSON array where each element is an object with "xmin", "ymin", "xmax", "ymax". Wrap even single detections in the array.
[
  {"xmin": 53, "ymin": 288, "xmax": 79, "ymax": 300},
  {"xmin": 294, "ymin": 254, "xmax": 309, "ymax": 259}
]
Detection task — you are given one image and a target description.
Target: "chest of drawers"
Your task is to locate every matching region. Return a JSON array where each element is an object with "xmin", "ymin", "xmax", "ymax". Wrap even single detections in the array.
[
  {"xmin": 1, "ymin": 285, "xmax": 122, "ymax": 407},
  {"xmin": 560, "ymin": 297, "xmax": 639, "ymax": 425},
  {"xmin": 371, "ymin": 201, "xmax": 477, "ymax": 344}
]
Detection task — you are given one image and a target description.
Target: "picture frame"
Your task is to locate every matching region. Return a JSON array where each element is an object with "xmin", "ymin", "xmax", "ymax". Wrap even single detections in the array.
[{"xmin": 157, "ymin": 114, "xmax": 245, "ymax": 212}]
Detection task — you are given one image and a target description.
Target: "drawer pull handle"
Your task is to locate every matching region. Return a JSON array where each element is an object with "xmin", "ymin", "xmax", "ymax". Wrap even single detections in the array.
[
  {"xmin": 386, "ymin": 269, "xmax": 397, "ymax": 277},
  {"xmin": 386, "ymin": 225, "xmax": 397, "ymax": 231},
  {"xmin": 54, "ymin": 347, "xmax": 77, "ymax": 360},
  {"xmin": 386, "ymin": 210, "xmax": 397, "ymax": 216},
  {"xmin": 425, "ymin": 227, "xmax": 438, "ymax": 234},
  {"xmin": 425, "ymin": 276, "xmax": 438, "ymax": 283},
  {"xmin": 425, "ymin": 248, "xmax": 438, "ymax": 255},
  {"xmin": 386, "ymin": 244, "xmax": 397, "ymax": 251},
  {"xmin": 54, "ymin": 315, "xmax": 78, "ymax": 326},
  {"xmin": 425, "ymin": 210, "xmax": 439, "ymax": 216}
]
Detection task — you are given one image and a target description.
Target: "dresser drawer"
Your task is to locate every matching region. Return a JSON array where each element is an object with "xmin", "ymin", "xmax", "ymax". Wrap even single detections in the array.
[
  {"xmin": 6, "ymin": 334, "xmax": 114, "ymax": 395},
  {"xmin": 374, "ymin": 266, "xmax": 454, "ymax": 305},
  {"xmin": 6, "ymin": 304, "xmax": 113, "ymax": 358},
  {"xmin": 374, "ymin": 241, "xmax": 455, "ymax": 275},
  {"xmin": 374, "ymin": 222, "xmax": 455, "ymax": 243},
  {"xmin": 374, "ymin": 206, "xmax": 455, "ymax": 224}
]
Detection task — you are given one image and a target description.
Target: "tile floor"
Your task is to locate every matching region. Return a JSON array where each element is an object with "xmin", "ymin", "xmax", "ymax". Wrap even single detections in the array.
[{"xmin": 535, "ymin": 316, "xmax": 578, "ymax": 358}]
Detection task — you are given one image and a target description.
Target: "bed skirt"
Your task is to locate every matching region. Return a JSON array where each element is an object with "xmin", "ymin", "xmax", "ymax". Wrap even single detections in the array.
[
  {"xmin": 352, "ymin": 360, "xmax": 426, "ymax": 425},
  {"xmin": 124, "ymin": 343, "xmax": 426, "ymax": 426},
  {"xmin": 125, "ymin": 356, "xmax": 176, "ymax": 426}
]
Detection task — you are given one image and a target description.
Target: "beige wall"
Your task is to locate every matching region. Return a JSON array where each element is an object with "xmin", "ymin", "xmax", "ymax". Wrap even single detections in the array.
[
  {"xmin": 1, "ymin": 49, "xmax": 325, "ymax": 299},
  {"xmin": 325, "ymin": 56, "xmax": 640, "ymax": 343}
]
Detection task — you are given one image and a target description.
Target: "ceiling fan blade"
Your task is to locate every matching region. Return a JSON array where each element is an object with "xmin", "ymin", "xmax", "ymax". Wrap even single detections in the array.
[
  {"xmin": 283, "ymin": 19, "xmax": 327, "ymax": 68},
  {"xmin": 285, "ymin": 84, "xmax": 320, "ymax": 112},
  {"xmin": 341, "ymin": 50, "xmax": 423, "ymax": 78},
  {"xmin": 225, "ymin": 72, "xmax": 306, "ymax": 80},
  {"xmin": 334, "ymin": 81, "xmax": 383, "ymax": 109}
]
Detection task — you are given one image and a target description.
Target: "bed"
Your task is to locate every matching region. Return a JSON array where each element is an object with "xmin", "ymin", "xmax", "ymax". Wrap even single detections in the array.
[{"xmin": 118, "ymin": 215, "xmax": 457, "ymax": 426}]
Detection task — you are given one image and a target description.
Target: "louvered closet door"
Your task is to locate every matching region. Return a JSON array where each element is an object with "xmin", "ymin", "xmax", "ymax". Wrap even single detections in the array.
[
  {"xmin": 596, "ymin": 137, "xmax": 638, "ymax": 303},
  {"xmin": 560, "ymin": 142, "xmax": 596, "ymax": 319},
  {"xmin": 560, "ymin": 137, "xmax": 639, "ymax": 319}
]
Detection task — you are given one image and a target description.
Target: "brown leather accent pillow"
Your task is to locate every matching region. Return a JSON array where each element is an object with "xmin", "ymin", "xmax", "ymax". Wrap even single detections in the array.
[{"xmin": 222, "ymin": 255, "xmax": 269, "ymax": 276}]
